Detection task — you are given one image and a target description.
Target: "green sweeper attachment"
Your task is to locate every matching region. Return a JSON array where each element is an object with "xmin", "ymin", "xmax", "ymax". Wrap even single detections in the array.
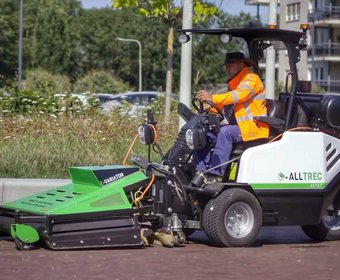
[{"xmin": 0, "ymin": 165, "xmax": 153, "ymax": 250}]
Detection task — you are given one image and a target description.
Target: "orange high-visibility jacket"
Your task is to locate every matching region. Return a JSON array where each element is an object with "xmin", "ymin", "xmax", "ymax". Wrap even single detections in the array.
[{"xmin": 212, "ymin": 67, "xmax": 269, "ymax": 141}]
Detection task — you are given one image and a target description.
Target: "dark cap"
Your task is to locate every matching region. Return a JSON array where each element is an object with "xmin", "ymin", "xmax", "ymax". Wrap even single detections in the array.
[{"xmin": 225, "ymin": 52, "xmax": 255, "ymax": 67}]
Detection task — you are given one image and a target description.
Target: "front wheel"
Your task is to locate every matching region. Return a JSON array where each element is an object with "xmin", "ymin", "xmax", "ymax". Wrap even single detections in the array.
[
  {"xmin": 202, "ymin": 188, "xmax": 262, "ymax": 247},
  {"xmin": 14, "ymin": 237, "xmax": 36, "ymax": 251},
  {"xmin": 302, "ymin": 204, "xmax": 340, "ymax": 241}
]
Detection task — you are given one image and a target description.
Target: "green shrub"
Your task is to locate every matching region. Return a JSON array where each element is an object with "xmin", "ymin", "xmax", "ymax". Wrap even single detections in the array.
[
  {"xmin": 73, "ymin": 70, "xmax": 131, "ymax": 94},
  {"xmin": 22, "ymin": 68, "xmax": 71, "ymax": 94},
  {"xmin": 0, "ymin": 88, "xmax": 58, "ymax": 114},
  {"xmin": 0, "ymin": 88, "xmax": 100, "ymax": 116}
]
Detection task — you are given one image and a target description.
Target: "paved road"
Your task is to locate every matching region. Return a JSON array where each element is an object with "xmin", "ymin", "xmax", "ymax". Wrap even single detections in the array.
[{"xmin": 0, "ymin": 226, "xmax": 339, "ymax": 280}]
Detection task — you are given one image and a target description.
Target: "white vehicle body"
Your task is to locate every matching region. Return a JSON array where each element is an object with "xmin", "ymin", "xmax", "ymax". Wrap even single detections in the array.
[{"xmin": 238, "ymin": 131, "xmax": 340, "ymax": 189}]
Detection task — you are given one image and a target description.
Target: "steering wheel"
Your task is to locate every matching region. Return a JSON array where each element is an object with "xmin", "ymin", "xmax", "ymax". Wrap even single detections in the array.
[{"xmin": 192, "ymin": 98, "xmax": 224, "ymax": 121}]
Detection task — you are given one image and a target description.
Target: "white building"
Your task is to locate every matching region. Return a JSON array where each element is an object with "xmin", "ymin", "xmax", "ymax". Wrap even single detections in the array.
[{"xmin": 247, "ymin": 0, "xmax": 340, "ymax": 93}]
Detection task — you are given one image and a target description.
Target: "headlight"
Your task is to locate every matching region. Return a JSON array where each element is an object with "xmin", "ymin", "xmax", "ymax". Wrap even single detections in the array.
[
  {"xmin": 185, "ymin": 127, "xmax": 206, "ymax": 150},
  {"xmin": 185, "ymin": 129, "xmax": 194, "ymax": 150},
  {"xmin": 138, "ymin": 124, "xmax": 155, "ymax": 145}
]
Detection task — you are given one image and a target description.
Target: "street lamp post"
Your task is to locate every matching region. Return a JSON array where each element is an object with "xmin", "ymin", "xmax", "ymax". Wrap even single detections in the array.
[
  {"xmin": 18, "ymin": 0, "xmax": 24, "ymax": 91},
  {"xmin": 265, "ymin": 0, "xmax": 278, "ymax": 100},
  {"xmin": 179, "ymin": 0, "xmax": 193, "ymax": 129},
  {"xmin": 116, "ymin": 38, "xmax": 142, "ymax": 92}
]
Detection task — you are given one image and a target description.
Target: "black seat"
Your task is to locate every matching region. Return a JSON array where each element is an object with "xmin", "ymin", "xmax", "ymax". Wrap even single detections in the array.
[
  {"xmin": 266, "ymin": 98, "xmax": 286, "ymax": 120},
  {"xmin": 232, "ymin": 98, "xmax": 286, "ymax": 155},
  {"xmin": 254, "ymin": 99, "xmax": 286, "ymax": 138}
]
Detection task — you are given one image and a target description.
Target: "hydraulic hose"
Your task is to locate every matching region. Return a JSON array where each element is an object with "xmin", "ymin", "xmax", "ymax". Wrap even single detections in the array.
[{"xmin": 148, "ymin": 163, "xmax": 188, "ymax": 203}]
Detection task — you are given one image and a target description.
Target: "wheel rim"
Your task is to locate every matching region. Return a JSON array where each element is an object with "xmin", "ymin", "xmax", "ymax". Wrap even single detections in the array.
[
  {"xmin": 224, "ymin": 202, "xmax": 254, "ymax": 239},
  {"xmin": 14, "ymin": 238, "xmax": 34, "ymax": 250},
  {"xmin": 322, "ymin": 204, "xmax": 340, "ymax": 231}
]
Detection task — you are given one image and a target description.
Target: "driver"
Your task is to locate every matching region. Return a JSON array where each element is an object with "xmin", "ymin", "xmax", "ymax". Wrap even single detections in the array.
[{"xmin": 195, "ymin": 52, "xmax": 269, "ymax": 182}]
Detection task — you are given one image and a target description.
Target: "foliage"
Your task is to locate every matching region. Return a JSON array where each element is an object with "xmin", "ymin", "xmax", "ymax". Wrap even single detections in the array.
[
  {"xmin": 52, "ymin": 6, "xmax": 175, "ymax": 91},
  {"xmin": 112, "ymin": 0, "xmax": 220, "ymax": 123},
  {"xmin": 0, "ymin": 88, "xmax": 59, "ymax": 114},
  {"xmin": 0, "ymin": 112, "xmax": 178, "ymax": 178},
  {"xmin": 0, "ymin": 87, "xmax": 98, "ymax": 116},
  {"xmin": 193, "ymin": 1, "xmax": 219, "ymax": 23},
  {"xmin": 30, "ymin": 0, "xmax": 82, "ymax": 77},
  {"xmin": 0, "ymin": 0, "xmax": 20, "ymax": 86},
  {"xmin": 0, "ymin": 0, "xmax": 259, "ymax": 97},
  {"xmin": 73, "ymin": 70, "xmax": 131, "ymax": 93},
  {"xmin": 113, "ymin": 0, "xmax": 219, "ymax": 24},
  {"xmin": 22, "ymin": 68, "xmax": 71, "ymax": 93},
  {"xmin": 0, "ymin": 0, "xmax": 267, "ymax": 179},
  {"xmin": 75, "ymin": 8, "xmax": 122, "ymax": 78}
]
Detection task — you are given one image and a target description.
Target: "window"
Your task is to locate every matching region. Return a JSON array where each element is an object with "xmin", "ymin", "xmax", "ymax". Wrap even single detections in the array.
[{"xmin": 286, "ymin": 3, "xmax": 301, "ymax": 22}]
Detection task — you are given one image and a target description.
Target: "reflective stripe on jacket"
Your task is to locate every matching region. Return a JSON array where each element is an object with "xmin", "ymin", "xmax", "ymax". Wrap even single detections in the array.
[{"xmin": 212, "ymin": 67, "xmax": 269, "ymax": 141}]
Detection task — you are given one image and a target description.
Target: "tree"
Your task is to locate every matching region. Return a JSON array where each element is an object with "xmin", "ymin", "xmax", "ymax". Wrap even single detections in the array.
[
  {"xmin": 75, "ymin": 8, "xmax": 123, "ymax": 78},
  {"xmin": 30, "ymin": 0, "xmax": 82, "ymax": 78},
  {"xmin": 76, "ymin": 7, "xmax": 170, "ymax": 91},
  {"xmin": 0, "ymin": 0, "xmax": 258, "ymax": 98},
  {"xmin": 0, "ymin": 0, "xmax": 20, "ymax": 86},
  {"xmin": 112, "ymin": 0, "xmax": 219, "ymax": 124}
]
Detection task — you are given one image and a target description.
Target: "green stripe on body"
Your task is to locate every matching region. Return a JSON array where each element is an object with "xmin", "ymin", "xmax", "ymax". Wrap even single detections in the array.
[{"xmin": 251, "ymin": 182, "xmax": 328, "ymax": 190}]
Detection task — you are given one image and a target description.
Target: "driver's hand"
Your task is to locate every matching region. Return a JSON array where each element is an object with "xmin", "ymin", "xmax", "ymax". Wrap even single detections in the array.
[{"xmin": 196, "ymin": 90, "xmax": 213, "ymax": 110}]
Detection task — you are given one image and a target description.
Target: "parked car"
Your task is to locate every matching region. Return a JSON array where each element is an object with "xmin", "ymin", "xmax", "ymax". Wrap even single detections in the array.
[
  {"xmin": 54, "ymin": 93, "xmax": 91, "ymax": 108},
  {"xmin": 91, "ymin": 93, "xmax": 117, "ymax": 104},
  {"xmin": 99, "ymin": 91, "xmax": 174, "ymax": 115}
]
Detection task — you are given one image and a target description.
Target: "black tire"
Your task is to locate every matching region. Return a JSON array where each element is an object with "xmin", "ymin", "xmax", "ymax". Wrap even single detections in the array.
[
  {"xmin": 14, "ymin": 237, "xmax": 35, "ymax": 251},
  {"xmin": 302, "ymin": 204, "xmax": 340, "ymax": 241},
  {"xmin": 202, "ymin": 188, "xmax": 262, "ymax": 247}
]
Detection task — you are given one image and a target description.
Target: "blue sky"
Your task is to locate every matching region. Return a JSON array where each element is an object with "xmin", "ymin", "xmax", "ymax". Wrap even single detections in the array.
[{"xmin": 80, "ymin": 0, "xmax": 269, "ymax": 21}]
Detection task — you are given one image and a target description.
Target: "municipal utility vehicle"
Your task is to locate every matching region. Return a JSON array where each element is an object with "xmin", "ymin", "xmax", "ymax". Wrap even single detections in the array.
[{"xmin": 1, "ymin": 25, "xmax": 340, "ymax": 250}]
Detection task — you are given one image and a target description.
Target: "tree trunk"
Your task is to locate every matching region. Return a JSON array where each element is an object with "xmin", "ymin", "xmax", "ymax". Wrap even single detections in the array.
[{"xmin": 163, "ymin": 25, "xmax": 174, "ymax": 125}]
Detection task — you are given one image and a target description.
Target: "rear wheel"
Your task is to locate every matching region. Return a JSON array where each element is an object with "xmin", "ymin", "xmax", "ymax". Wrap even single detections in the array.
[
  {"xmin": 202, "ymin": 188, "xmax": 262, "ymax": 247},
  {"xmin": 302, "ymin": 204, "xmax": 340, "ymax": 241}
]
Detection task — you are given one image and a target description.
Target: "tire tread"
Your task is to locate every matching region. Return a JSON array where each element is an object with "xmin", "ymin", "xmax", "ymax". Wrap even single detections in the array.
[{"xmin": 202, "ymin": 188, "xmax": 262, "ymax": 247}]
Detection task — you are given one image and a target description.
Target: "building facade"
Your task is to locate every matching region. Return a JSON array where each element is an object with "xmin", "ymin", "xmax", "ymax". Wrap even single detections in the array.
[
  {"xmin": 247, "ymin": 0, "xmax": 340, "ymax": 93},
  {"xmin": 279, "ymin": 0, "xmax": 309, "ymax": 89},
  {"xmin": 308, "ymin": 0, "xmax": 340, "ymax": 92},
  {"xmin": 280, "ymin": 0, "xmax": 340, "ymax": 92}
]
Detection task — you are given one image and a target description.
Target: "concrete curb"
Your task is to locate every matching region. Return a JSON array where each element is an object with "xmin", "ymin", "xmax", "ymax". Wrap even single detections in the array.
[{"xmin": 0, "ymin": 178, "xmax": 71, "ymax": 205}]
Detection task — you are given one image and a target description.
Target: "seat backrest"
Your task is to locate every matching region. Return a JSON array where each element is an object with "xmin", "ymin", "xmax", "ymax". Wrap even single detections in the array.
[
  {"xmin": 278, "ymin": 93, "xmax": 310, "ymax": 129},
  {"xmin": 264, "ymin": 98, "xmax": 287, "ymax": 137},
  {"xmin": 291, "ymin": 102, "xmax": 309, "ymax": 128},
  {"xmin": 266, "ymin": 98, "xmax": 286, "ymax": 120}
]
